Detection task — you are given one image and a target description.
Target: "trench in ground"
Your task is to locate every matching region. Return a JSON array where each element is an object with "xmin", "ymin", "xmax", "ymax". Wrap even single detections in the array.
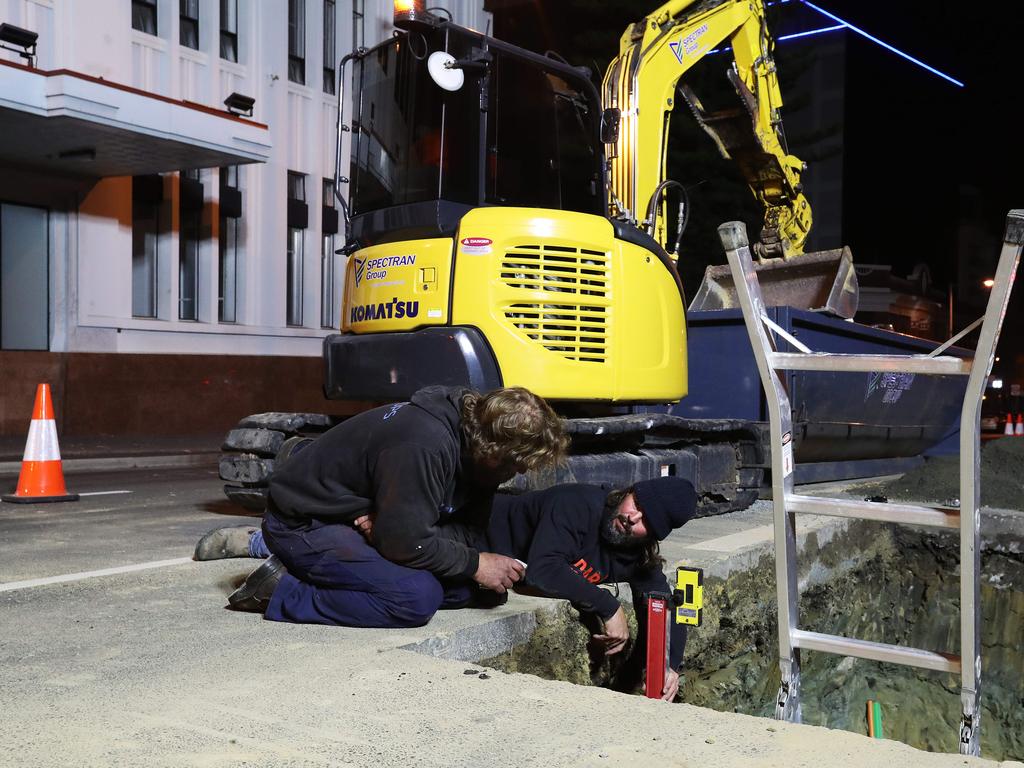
[{"xmin": 406, "ymin": 517, "xmax": 1024, "ymax": 761}]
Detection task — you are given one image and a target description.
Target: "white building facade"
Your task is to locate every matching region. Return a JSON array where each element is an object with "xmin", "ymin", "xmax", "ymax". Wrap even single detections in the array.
[{"xmin": 0, "ymin": 0, "xmax": 489, "ymax": 436}]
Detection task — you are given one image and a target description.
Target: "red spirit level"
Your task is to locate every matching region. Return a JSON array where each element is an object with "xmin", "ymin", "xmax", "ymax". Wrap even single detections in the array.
[{"xmin": 645, "ymin": 592, "xmax": 670, "ymax": 699}]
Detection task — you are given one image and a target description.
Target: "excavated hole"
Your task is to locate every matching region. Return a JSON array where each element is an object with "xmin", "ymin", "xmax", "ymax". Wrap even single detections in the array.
[{"xmin": 458, "ymin": 524, "xmax": 1024, "ymax": 761}]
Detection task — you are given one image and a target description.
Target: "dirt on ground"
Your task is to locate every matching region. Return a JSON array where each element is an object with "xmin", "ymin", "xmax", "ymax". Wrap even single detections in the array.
[{"xmin": 854, "ymin": 437, "xmax": 1024, "ymax": 508}]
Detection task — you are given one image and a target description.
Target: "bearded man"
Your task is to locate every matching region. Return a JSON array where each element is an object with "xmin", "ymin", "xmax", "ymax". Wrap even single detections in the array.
[{"xmin": 485, "ymin": 477, "xmax": 697, "ymax": 700}]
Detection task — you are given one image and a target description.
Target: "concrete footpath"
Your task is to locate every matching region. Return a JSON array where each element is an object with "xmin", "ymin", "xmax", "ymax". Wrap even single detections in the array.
[{"xmin": 1, "ymin": 464, "xmax": 1021, "ymax": 767}]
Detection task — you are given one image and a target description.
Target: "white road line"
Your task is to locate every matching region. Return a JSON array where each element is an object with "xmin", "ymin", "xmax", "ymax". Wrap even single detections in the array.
[
  {"xmin": 0, "ymin": 557, "xmax": 194, "ymax": 593},
  {"xmin": 78, "ymin": 490, "xmax": 132, "ymax": 497}
]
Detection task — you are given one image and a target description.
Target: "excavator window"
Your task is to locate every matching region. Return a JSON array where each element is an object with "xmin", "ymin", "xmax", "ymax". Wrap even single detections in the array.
[
  {"xmin": 348, "ymin": 29, "xmax": 480, "ymax": 215},
  {"xmin": 346, "ymin": 25, "xmax": 603, "ymax": 228},
  {"xmin": 485, "ymin": 51, "xmax": 602, "ymax": 215}
]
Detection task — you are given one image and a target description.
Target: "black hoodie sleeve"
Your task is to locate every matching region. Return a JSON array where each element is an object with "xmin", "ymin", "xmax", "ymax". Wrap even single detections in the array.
[
  {"xmin": 369, "ymin": 443, "xmax": 479, "ymax": 579},
  {"xmin": 523, "ymin": 501, "xmax": 621, "ymax": 621}
]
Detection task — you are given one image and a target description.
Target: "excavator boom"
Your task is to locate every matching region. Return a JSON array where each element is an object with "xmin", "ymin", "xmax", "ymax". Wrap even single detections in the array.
[
  {"xmin": 604, "ymin": 0, "xmax": 810, "ymax": 254},
  {"xmin": 603, "ymin": 0, "xmax": 857, "ymax": 316}
]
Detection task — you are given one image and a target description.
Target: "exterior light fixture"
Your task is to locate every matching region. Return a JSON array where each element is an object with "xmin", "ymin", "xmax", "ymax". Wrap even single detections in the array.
[
  {"xmin": 0, "ymin": 23, "xmax": 38, "ymax": 67},
  {"xmin": 223, "ymin": 92, "xmax": 255, "ymax": 118},
  {"xmin": 393, "ymin": 0, "xmax": 438, "ymax": 30},
  {"xmin": 982, "ymin": 278, "xmax": 995, "ymax": 288},
  {"xmin": 991, "ymin": 378, "xmax": 1003, "ymax": 390}
]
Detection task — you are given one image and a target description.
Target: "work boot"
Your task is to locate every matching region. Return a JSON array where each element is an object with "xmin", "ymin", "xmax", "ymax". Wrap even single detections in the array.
[
  {"xmin": 228, "ymin": 555, "xmax": 286, "ymax": 613},
  {"xmin": 194, "ymin": 525, "xmax": 259, "ymax": 560}
]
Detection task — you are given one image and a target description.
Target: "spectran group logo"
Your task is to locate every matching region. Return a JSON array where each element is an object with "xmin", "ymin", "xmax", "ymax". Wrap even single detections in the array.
[{"xmin": 354, "ymin": 257, "xmax": 366, "ymax": 287}]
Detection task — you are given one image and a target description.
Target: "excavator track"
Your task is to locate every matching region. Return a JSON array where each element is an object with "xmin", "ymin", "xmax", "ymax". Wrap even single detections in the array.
[
  {"xmin": 219, "ymin": 412, "xmax": 339, "ymax": 511},
  {"xmin": 219, "ymin": 411, "xmax": 764, "ymax": 517},
  {"xmin": 510, "ymin": 414, "xmax": 764, "ymax": 517}
]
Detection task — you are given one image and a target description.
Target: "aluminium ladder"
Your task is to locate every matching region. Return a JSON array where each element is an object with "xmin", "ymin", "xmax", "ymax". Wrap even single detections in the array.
[{"xmin": 719, "ymin": 210, "xmax": 1024, "ymax": 756}]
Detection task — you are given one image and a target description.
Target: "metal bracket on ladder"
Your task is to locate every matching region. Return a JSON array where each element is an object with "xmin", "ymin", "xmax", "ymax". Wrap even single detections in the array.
[{"xmin": 718, "ymin": 210, "xmax": 1024, "ymax": 757}]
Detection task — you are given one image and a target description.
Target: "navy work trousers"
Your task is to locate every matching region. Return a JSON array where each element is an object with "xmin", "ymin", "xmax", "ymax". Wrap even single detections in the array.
[{"xmin": 262, "ymin": 511, "xmax": 472, "ymax": 628}]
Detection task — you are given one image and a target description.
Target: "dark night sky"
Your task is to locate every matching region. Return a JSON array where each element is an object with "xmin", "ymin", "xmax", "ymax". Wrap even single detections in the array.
[{"xmin": 489, "ymin": 0, "xmax": 1021, "ymax": 278}]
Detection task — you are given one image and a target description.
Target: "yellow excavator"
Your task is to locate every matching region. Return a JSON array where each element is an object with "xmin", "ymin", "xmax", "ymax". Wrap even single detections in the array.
[{"xmin": 220, "ymin": 0, "xmax": 856, "ymax": 514}]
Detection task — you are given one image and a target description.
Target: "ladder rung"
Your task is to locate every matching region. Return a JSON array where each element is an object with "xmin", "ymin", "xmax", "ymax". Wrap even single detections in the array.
[
  {"xmin": 769, "ymin": 352, "xmax": 972, "ymax": 375},
  {"xmin": 787, "ymin": 494, "xmax": 960, "ymax": 529},
  {"xmin": 792, "ymin": 629, "xmax": 961, "ymax": 673}
]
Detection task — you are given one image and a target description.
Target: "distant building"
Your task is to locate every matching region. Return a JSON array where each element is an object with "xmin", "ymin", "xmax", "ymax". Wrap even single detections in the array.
[
  {"xmin": 0, "ymin": 0, "xmax": 489, "ymax": 437},
  {"xmin": 854, "ymin": 263, "xmax": 946, "ymax": 341}
]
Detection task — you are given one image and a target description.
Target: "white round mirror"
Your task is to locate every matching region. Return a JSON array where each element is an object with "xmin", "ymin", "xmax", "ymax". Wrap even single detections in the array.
[{"xmin": 427, "ymin": 51, "xmax": 464, "ymax": 92}]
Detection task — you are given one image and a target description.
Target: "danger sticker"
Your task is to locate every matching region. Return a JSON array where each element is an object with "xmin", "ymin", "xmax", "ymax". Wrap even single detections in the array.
[{"xmin": 461, "ymin": 237, "xmax": 493, "ymax": 255}]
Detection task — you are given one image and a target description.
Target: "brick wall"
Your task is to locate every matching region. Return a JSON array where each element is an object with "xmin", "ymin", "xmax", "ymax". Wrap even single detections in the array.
[{"xmin": 0, "ymin": 352, "xmax": 364, "ymax": 437}]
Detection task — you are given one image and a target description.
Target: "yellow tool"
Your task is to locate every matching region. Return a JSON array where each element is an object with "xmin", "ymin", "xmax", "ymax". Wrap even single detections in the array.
[{"xmin": 673, "ymin": 566, "xmax": 704, "ymax": 626}]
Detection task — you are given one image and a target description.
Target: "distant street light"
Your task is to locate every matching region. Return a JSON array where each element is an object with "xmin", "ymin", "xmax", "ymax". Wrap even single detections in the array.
[{"xmin": 982, "ymin": 278, "xmax": 995, "ymax": 288}]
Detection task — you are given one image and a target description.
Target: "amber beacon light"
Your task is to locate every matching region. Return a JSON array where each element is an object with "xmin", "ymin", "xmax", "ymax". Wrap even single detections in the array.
[{"xmin": 394, "ymin": 0, "xmax": 429, "ymax": 28}]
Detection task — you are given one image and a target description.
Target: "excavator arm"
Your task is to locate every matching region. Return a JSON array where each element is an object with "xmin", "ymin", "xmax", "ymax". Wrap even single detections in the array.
[{"xmin": 603, "ymin": 0, "xmax": 812, "ymax": 258}]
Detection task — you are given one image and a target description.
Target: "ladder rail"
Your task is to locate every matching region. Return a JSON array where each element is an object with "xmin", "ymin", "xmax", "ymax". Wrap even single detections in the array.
[
  {"xmin": 719, "ymin": 210, "xmax": 1024, "ymax": 757},
  {"xmin": 719, "ymin": 221, "xmax": 803, "ymax": 721},
  {"xmin": 955, "ymin": 217, "xmax": 1023, "ymax": 755}
]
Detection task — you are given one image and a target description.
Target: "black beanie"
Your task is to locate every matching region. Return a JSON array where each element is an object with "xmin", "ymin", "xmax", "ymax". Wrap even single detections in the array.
[{"xmin": 633, "ymin": 477, "xmax": 698, "ymax": 540}]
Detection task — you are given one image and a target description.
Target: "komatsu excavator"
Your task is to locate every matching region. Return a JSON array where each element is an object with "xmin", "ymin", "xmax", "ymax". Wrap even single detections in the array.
[{"xmin": 220, "ymin": 0, "xmax": 857, "ymax": 514}]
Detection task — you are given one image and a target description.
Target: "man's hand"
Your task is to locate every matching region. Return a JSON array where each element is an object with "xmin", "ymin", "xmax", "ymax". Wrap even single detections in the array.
[
  {"xmin": 473, "ymin": 552, "xmax": 525, "ymax": 593},
  {"xmin": 593, "ymin": 606, "xmax": 629, "ymax": 655},
  {"xmin": 353, "ymin": 515, "xmax": 373, "ymax": 541},
  {"xmin": 660, "ymin": 668, "xmax": 680, "ymax": 701}
]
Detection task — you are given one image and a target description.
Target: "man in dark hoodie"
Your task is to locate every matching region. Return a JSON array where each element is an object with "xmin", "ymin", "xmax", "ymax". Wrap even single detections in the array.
[
  {"xmin": 486, "ymin": 477, "xmax": 698, "ymax": 700},
  {"xmin": 198, "ymin": 385, "xmax": 567, "ymax": 628}
]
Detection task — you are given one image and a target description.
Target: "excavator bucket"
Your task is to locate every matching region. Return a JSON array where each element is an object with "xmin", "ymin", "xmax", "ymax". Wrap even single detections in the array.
[{"xmin": 689, "ymin": 247, "xmax": 859, "ymax": 318}]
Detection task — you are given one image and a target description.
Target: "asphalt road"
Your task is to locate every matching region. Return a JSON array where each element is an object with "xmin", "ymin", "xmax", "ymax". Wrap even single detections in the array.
[{"xmin": 0, "ymin": 463, "xmax": 256, "ymax": 585}]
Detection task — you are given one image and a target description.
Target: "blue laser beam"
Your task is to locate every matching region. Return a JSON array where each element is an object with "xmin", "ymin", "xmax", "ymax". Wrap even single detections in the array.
[
  {"xmin": 706, "ymin": 24, "xmax": 843, "ymax": 54},
  {"xmin": 777, "ymin": 24, "xmax": 844, "ymax": 42},
  {"xmin": 798, "ymin": 0, "xmax": 964, "ymax": 87}
]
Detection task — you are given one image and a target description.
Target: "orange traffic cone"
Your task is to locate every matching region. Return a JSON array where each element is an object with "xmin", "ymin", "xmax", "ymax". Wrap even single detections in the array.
[
  {"xmin": 1, "ymin": 384, "xmax": 78, "ymax": 503},
  {"xmin": 1005, "ymin": 413, "xmax": 1015, "ymax": 436},
  {"xmin": 1016, "ymin": 414, "xmax": 1024, "ymax": 437}
]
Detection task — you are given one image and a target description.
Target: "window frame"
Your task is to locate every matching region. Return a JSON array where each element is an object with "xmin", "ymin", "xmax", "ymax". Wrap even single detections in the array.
[
  {"xmin": 218, "ymin": 165, "xmax": 241, "ymax": 322},
  {"xmin": 323, "ymin": 0, "xmax": 336, "ymax": 95},
  {"xmin": 180, "ymin": 0, "xmax": 199, "ymax": 49},
  {"xmin": 220, "ymin": 0, "xmax": 238, "ymax": 61},
  {"xmin": 132, "ymin": 0, "xmax": 159, "ymax": 36},
  {"xmin": 287, "ymin": 227, "xmax": 305, "ymax": 327},
  {"xmin": 286, "ymin": 171, "xmax": 307, "ymax": 327},
  {"xmin": 132, "ymin": 176, "xmax": 163, "ymax": 319},
  {"xmin": 288, "ymin": 0, "xmax": 306, "ymax": 85},
  {"xmin": 321, "ymin": 178, "xmax": 337, "ymax": 328},
  {"xmin": 178, "ymin": 169, "xmax": 202, "ymax": 321}
]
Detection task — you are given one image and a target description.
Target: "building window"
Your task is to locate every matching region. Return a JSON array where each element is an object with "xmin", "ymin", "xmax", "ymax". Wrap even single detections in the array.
[
  {"xmin": 132, "ymin": 175, "xmax": 163, "ymax": 318},
  {"xmin": 180, "ymin": 0, "xmax": 199, "ymax": 48},
  {"xmin": 323, "ymin": 0, "xmax": 336, "ymax": 94},
  {"xmin": 220, "ymin": 0, "xmax": 238, "ymax": 61},
  {"xmin": 288, "ymin": 0, "xmax": 305, "ymax": 85},
  {"xmin": 179, "ymin": 169, "xmax": 203, "ymax": 321},
  {"xmin": 287, "ymin": 171, "xmax": 307, "ymax": 326},
  {"xmin": 132, "ymin": 0, "xmax": 158, "ymax": 35},
  {"xmin": 219, "ymin": 166, "xmax": 241, "ymax": 322},
  {"xmin": 321, "ymin": 178, "xmax": 339, "ymax": 328},
  {"xmin": 352, "ymin": 0, "xmax": 364, "ymax": 50}
]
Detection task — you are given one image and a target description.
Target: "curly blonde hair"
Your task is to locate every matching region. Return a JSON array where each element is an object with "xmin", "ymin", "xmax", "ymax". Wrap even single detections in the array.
[{"xmin": 461, "ymin": 387, "xmax": 568, "ymax": 472}]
